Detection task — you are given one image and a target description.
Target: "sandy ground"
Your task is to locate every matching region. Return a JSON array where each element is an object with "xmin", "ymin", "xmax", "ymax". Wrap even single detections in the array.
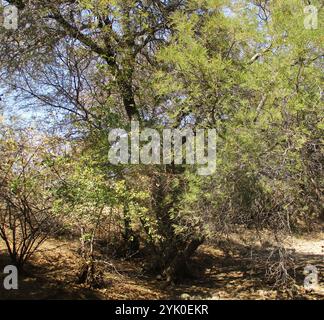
[
  {"xmin": 0, "ymin": 232, "xmax": 323, "ymax": 300},
  {"xmin": 287, "ymin": 236, "xmax": 323, "ymax": 256}
]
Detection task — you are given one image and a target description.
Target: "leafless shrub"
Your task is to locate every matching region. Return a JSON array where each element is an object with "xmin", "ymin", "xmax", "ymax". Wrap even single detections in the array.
[
  {"xmin": 265, "ymin": 246, "xmax": 296, "ymax": 288},
  {"xmin": 0, "ymin": 125, "xmax": 60, "ymax": 270}
]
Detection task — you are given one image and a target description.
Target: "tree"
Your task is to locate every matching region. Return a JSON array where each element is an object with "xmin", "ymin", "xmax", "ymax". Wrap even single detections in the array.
[
  {"xmin": 1, "ymin": 0, "xmax": 206, "ymax": 280},
  {"xmin": 154, "ymin": 0, "xmax": 323, "ymax": 284}
]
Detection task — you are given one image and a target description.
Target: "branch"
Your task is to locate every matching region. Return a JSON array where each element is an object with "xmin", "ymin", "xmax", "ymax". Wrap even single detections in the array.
[
  {"xmin": 48, "ymin": 8, "xmax": 116, "ymax": 67},
  {"xmin": 248, "ymin": 44, "xmax": 272, "ymax": 65}
]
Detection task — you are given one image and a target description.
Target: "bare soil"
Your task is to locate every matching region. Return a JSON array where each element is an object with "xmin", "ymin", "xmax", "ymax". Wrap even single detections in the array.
[{"xmin": 0, "ymin": 233, "xmax": 323, "ymax": 300}]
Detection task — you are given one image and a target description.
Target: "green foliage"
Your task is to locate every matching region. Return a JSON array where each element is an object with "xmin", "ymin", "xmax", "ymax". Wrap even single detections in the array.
[
  {"xmin": 0, "ymin": 0, "xmax": 322, "ymax": 283},
  {"xmin": 154, "ymin": 0, "xmax": 323, "ymax": 236}
]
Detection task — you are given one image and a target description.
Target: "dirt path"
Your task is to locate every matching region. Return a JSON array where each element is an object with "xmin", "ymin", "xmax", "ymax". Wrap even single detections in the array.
[{"xmin": 287, "ymin": 235, "xmax": 323, "ymax": 256}]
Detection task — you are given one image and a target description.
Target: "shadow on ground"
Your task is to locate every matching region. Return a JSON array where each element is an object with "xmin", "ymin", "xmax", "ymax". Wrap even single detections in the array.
[
  {"xmin": 0, "ymin": 250, "xmax": 103, "ymax": 300},
  {"xmin": 0, "ymin": 236, "xmax": 323, "ymax": 300}
]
